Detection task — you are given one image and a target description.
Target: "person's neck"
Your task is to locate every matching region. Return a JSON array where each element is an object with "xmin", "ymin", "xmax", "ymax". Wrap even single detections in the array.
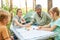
[{"xmin": 17, "ymin": 15, "xmax": 21, "ymax": 18}]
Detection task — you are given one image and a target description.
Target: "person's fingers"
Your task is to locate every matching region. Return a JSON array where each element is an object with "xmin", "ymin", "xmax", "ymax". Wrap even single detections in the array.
[
  {"xmin": 36, "ymin": 27, "xmax": 40, "ymax": 30},
  {"xmin": 11, "ymin": 36, "xmax": 14, "ymax": 40}
]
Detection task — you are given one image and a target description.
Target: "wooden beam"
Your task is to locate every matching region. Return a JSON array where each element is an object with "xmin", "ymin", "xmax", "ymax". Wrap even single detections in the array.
[
  {"xmin": 33, "ymin": 0, "xmax": 36, "ymax": 10},
  {"xmin": 25, "ymin": 0, "xmax": 27, "ymax": 13},
  {"xmin": 9, "ymin": 0, "xmax": 13, "ymax": 12},
  {"xmin": 6, "ymin": 0, "xmax": 9, "ymax": 6},
  {"xmin": 48, "ymin": 0, "xmax": 52, "ymax": 11},
  {"xmin": 1, "ymin": 0, "xmax": 3, "ymax": 8}
]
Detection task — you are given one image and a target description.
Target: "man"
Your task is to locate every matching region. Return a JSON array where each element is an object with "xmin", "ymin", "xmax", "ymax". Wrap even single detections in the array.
[{"xmin": 28, "ymin": 4, "xmax": 51, "ymax": 26}]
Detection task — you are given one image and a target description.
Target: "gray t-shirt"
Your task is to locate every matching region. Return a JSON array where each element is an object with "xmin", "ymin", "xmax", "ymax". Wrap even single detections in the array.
[
  {"xmin": 12, "ymin": 15, "xmax": 21, "ymax": 27},
  {"xmin": 31, "ymin": 11, "xmax": 51, "ymax": 26}
]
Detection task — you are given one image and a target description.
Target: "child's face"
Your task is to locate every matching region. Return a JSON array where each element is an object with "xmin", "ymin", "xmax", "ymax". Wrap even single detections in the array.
[
  {"xmin": 49, "ymin": 9, "xmax": 54, "ymax": 19},
  {"xmin": 3, "ymin": 18, "xmax": 9, "ymax": 25}
]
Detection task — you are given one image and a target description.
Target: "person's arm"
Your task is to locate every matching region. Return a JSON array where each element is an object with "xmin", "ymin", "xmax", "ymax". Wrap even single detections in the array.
[
  {"xmin": 40, "ymin": 25, "xmax": 57, "ymax": 31},
  {"xmin": 39, "ymin": 13, "xmax": 51, "ymax": 26},
  {"xmin": 46, "ymin": 13, "xmax": 51, "ymax": 23},
  {"xmin": 40, "ymin": 18, "xmax": 60, "ymax": 31},
  {"xmin": 37, "ymin": 24, "xmax": 50, "ymax": 29},
  {"xmin": 38, "ymin": 14, "xmax": 47, "ymax": 26},
  {"xmin": 42, "ymin": 24, "xmax": 50, "ymax": 28},
  {"xmin": 14, "ymin": 19, "xmax": 25, "ymax": 27},
  {"xmin": 23, "ymin": 19, "xmax": 34, "ymax": 27},
  {"xmin": 2, "ymin": 27, "xmax": 11, "ymax": 40},
  {"xmin": 20, "ymin": 17, "xmax": 26, "ymax": 23},
  {"xmin": 27, "ymin": 18, "xmax": 35, "ymax": 26}
]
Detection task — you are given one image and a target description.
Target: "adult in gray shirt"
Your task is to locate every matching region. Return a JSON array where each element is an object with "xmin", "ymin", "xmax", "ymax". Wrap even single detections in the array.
[
  {"xmin": 28, "ymin": 4, "xmax": 51, "ymax": 26},
  {"xmin": 12, "ymin": 9, "xmax": 27, "ymax": 28}
]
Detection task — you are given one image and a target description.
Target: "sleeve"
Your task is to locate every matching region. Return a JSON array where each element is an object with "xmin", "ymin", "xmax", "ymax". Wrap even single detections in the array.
[
  {"xmin": 13, "ymin": 16, "xmax": 17, "ymax": 21},
  {"xmin": 46, "ymin": 13, "xmax": 51, "ymax": 23},
  {"xmin": 55, "ymin": 19, "xmax": 60, "ymax": 27},
  {"xmin": 38, "ymin": 13, "xmax": 47, "ymax": 25},
  {"xmin": 1, "ymin": 27, "xmax": 11, "ymax": 40},
  {"xmin": 39, "ymin": 13, "xmax": 51, "ymax": 26}
]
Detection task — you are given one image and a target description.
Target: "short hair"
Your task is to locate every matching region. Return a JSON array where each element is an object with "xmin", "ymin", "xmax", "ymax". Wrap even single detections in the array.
[
  {"xmin": 0, "ymin": 10, "xmax": 9, "ymax": 23},
  {"xmin": 52, "ymin": 7, "xmax": 59, "ymax": 16},
  {"xmin": 35, "ymin": 4, "xmax": 42, "ymax": 9},
  {"xmin": 16, "ymin": 8, "xmax": 21, "ymax": 15}
]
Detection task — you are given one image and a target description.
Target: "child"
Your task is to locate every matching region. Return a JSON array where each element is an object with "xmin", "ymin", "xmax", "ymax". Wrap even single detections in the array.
[
  {"xmin": 38, "ymin": 7, "xmax": 60, "ymax": 40},
  {"xmin": 12, "ymin": 8, "xmax": 30, "ymax": 28},
  {"xmin": 0, "ymin": 10, "xmax": 13, "ymax": 40}
]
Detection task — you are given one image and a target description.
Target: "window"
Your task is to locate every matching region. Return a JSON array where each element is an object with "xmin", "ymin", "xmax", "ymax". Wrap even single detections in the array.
[
  {"xmin": 36, "ymin": 0, "xmax": 48, "ymax": 12},
  {"xmin": 53, "ymin": 0, "xmax": 60, "ymax": 9}
]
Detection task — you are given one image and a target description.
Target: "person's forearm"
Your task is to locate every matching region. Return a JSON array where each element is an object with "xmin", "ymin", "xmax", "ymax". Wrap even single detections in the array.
[
  {"xmin": 29, "ymin": 18, "xmax": 34, "ymax": 25},
  {"xmin": 38, "ymin": 25, "xmax": 49, "ymax": 29},
  {"xmin": 41, "ymin": 24, "xmax": 50, "ymax": 28},
  {"xmin": 19, "ymin": 24, "xmax": 25, "ymax": 27},
  {"xmin": 28, "ymin": 22, "xmax": 33, "ymax": 25},
  {"xmin": 41, "ymin": 28, "xmax": 53, "ymax": 31}
]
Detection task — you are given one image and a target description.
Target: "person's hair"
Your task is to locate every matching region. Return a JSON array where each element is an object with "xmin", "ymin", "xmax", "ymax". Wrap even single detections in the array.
[
  {"xmin": 35, "ymin": 4, "xmax": 42, "ymax": 10},
  {"xmin": 0, "ymin": 10, "xmax": 9, "ymax": 23},
  {"xmin": 16, "ymin": 8, "xmax": 21, "ymax": 15},
  {"xmin": 52, "ymin": 7, "xmax": 59, "ymax": 16}
]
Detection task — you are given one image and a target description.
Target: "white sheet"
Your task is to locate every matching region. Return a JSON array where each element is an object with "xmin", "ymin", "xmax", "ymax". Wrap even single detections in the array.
[{"xmin": 10, "ymin": 25, "xmax": 56, "ymax": 40}]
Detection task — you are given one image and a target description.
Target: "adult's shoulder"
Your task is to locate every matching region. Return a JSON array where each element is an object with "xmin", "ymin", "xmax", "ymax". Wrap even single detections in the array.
[
  {"xmin": 41, "ymin": 11, "xmax": 47, "ymax": 15},
  {"xmin": 41, "ymin": 11, "xmax": 48, "ymax": 16},
  {"xmin": 13, "ymin": 15, "xmax": 19, "ymax": 20},
  {"xmin": 13, "ymin": 15, "xmax": 18, "ymax": 18},
  {"xmin": 42, "ymin": 11, "xmax": 50, "ymax": 17}
]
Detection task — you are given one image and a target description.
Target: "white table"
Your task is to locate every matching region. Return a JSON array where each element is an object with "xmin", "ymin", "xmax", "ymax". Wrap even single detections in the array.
[{"xmin": 10, "ymin": 25, "xmax": 56, "ymax": 40}]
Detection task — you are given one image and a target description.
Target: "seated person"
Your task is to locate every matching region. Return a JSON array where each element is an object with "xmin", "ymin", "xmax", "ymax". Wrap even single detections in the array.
[
  {"xmin": 38, "ymin": 7, "xmax": 60, "ymax": 40},
  {"xmin": 11, "ymin": 8, "xmax": 29, "ymax": 28},
  {"xmin": 27, "ymin": 4, "xmax": 51, "ymax": 26},
  {"xmin": 11, "ymin": 8, "xmax": 30, "ymax": 40},
  {"xmin": 0, "ymin": 10, "xmax": 14, "ymax": 40}
]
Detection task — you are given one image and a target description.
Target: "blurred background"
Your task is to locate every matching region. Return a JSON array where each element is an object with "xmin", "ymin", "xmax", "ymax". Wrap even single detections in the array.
[
  {"xmin": 0, "ymin": 0, "xmax": 60, "ymax": 30},
  {"xmin": 0, "ymin": 0, "xmax": 60, "ymax": 15}
]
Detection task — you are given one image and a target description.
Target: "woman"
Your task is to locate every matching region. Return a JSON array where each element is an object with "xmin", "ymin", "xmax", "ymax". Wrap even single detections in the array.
[
  {"xmin": 11, "ymin": 8, "xmax": 30, "ymax": 40},
  {"xmin": 0, "ymin": 10, "xmax": 13, "ymax": 40},
  {"xmin": 12, "ymin": 8, "xmax": 29, "ymax": 28},
  {"xmin": 38, "ymin": 7, "xmax": 60, "ymax": 40}
]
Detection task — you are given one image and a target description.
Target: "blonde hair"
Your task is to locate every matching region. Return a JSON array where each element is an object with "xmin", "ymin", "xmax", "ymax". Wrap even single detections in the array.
[
  {"xmin": 52, "ymin": 7, "xmax": 59, "ymax": 16},
  {"xmin": 50, "ymin": 7, "xmax": 60, "ymax": 16},
  {"xmin": 0, "ymin": 10, "xmax": 10, "ymax": 23}
]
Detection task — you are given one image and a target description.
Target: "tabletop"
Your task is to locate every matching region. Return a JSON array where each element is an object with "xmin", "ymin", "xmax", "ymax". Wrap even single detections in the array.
[{"xmin": 10, "ymin": 25, "xmax": 56, "ymax": 40}]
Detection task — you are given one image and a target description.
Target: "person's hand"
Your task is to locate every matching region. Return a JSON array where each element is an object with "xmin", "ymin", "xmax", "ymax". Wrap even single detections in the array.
[
  {"xmin": 21, "ymin": 18, "xmax": 26, "ymax": 23},
  {"xmin": 25, "ymin": 23, "xmax": 31, "ymax": 27},
  {"xmin": 11, "ymin": 36, "xmax": 14, "ymax": 40},
  {"xmin": 36, "ymin": 26, "xmax": 42, "ymax": 30},
  {"xmin": 24, "ymin": 23, "xmax": 31, "ymax": 30}
]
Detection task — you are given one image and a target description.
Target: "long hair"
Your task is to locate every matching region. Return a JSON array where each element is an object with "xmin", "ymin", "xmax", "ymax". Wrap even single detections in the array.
[
  {"xmin": 52, "ymin": 7, "xmax": 59, "ymax": 16},
  {"xmin": 0, "ymin": 10, "xmax": 9, "ymax": 23}
]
